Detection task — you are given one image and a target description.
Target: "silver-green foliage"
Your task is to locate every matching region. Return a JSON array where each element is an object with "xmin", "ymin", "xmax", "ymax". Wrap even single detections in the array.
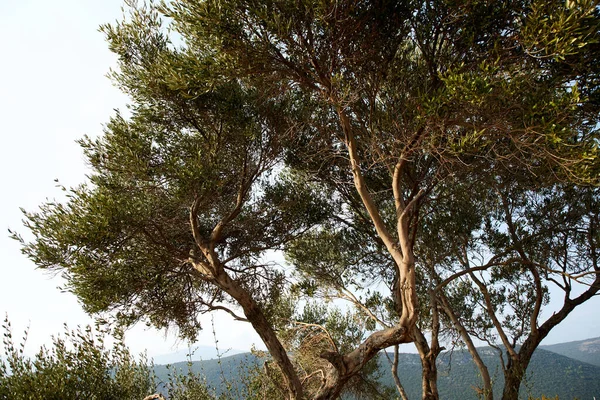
[{"xmin": 0, "ymin": 317, "xmax": 155, "ymax": 400}]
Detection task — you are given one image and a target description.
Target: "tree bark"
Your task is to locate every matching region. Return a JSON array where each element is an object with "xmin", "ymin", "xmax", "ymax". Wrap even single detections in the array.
[
  {"xmin": 438, "ymin": 291, "xmax": 493, "ymax": 399},
  {"xmin": 213, "ymin": 269, "xmax": 304, "ymax": 400},
  {"xmin": 502, "ymin": 357, "xmax": 527, "ymax": 400},
  {"xmin": 314, "ymin": 324, "xmax": 413, "ymax": 399},
  {"xmin": 413, "ymin": 326, "xmax": 440, "ymax": 400}
]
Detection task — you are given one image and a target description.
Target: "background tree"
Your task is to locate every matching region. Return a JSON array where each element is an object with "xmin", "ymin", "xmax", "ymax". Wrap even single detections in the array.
[
  {"xmin": 432, "ymin": 182, "xmax": 600, "ymax": 400},
  {"xmin": 417, "ymin": 2, "xmax": 600, "ymax": 397}
]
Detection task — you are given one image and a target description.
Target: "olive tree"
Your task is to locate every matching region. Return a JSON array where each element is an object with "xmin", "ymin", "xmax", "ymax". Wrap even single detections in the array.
[{"xmin": 14, "ymin": 0, "xmax": 600, "ymax": 399}]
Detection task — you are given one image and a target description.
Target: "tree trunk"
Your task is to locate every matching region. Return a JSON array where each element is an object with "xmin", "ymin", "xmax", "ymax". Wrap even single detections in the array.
[
  {"xmin": 413, "ymin": 327, "xmax": 439, "ymax": 400},
  {"xmin": 501, "ymin": 272, "xmax": 600, "ymax": 400},
  {"xmin": 502, "ymin": 364, "xmax": 526, "ymax": 400},
  {"xmin": 214, "ymin": 269, "xmax": 303, "ymax": 400},
  {"xmin": 419, "ymin": 356, "xmax": 438, "ymax": 400}
]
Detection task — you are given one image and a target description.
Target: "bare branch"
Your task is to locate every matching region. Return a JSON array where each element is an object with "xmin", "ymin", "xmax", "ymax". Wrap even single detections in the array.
[{"xmin": 292, "ymin": 321, "xmax": 339, "ymax": 354}]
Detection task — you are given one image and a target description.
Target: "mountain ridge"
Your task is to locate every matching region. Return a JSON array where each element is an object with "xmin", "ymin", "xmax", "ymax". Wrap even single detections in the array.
[
  {"xmin": 153, "ymin": 336, "xmax": 600, "ymax": 399},
  {"xmin": 152, "ymin": 345, "xmax": 244, "ymax": 365},
  {"xmin": 540, "ymin": 336, "xmax": 600, "ymax": 367}
]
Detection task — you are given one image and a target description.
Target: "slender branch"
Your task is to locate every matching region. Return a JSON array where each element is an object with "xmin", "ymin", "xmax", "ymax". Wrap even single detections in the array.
[
  {"xmin": 399, "ymin": 189, "xmax": 425, "ymax": 223},
  {"xmin": 437, "ymin": 288, "xmax": 493, "ymax": 398},
  {"xmin": 429, "ymin": 289, "xmax": 440, "ymax": 357},
  {"xmin": 201, "ymin": 304, "xmax": 249, "ymax": 322},
  {"xmin": 210, "ymin": 154, "xmax": 253, "ymax": 245},
  {"xmin": 498, "ymin": 190, "xmax": 542, "ymax": 336},
  {"xmin": 301, "ymin": 369, "xmax": 325, "ymax": 384},
  {"xmin": 435, "ymin": 253, "xmax": 526, "ymax": 291},
  {"xmin": 435, "ymin": 265, "xmax": 491, "ymax": 291},
  {"xmin": 337, "ymin": 287, "xmax": 389, "ymax": 328},
  {"xmin": 337, "ymin": 106, "xmax": 403, "ymax": 263},
  {"xmin": 468, "ymin": 268, "xmax": 519, "ymax": 361},
  {"xmin": 384, "ymin": 345, "xmax": 409, "ymax": 400},
  {"xmin": 190, "ymin": 196, "xmax": 207, "ymax": 252}
]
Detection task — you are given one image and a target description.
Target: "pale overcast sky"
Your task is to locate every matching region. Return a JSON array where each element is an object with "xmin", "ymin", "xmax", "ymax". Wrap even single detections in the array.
[
  {"xmin": 0, "ymin": 0, "xmax": 262, "ymax": 358},
  {"xmin": 0, "ymin": 1, "xmax": 597, "ymax": 361}
]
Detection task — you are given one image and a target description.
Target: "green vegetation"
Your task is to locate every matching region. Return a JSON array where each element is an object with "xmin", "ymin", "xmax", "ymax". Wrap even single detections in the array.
[
  {"xmin": 12, "ymin": 0, "xmax": 600, "ymax": 399},
  {"xmin": 540, "ymin": 337, "xmax": 600, "ymax": 367},
  {"xmin": 0, "ymin": 318, "xmax": 236, "ymax": 400},
  {"xmin": 0, "ymin": 316, "xmax": 154, "ymax": 400},
  {"xmin": 154, "ymin": 348, "xmax": 600, "ymax": 400},
  {"xmin": 2, "ymin": 316, "xmax": 598, "ymax": 399}
]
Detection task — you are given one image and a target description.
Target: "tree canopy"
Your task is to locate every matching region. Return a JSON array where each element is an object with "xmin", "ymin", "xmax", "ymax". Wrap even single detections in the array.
[{"xmin": 14, "ymin": 0, "xmax": 600, "ymax": 399}]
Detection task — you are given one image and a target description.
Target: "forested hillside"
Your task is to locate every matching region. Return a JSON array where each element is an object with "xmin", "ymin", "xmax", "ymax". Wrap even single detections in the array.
[
  {"xmin": 154, "ymin": 346, "xmax": 600, "ymax": 400},
  {"xmin": 540, "ymin": 337, "xmax": 600, "ymax": 367}
]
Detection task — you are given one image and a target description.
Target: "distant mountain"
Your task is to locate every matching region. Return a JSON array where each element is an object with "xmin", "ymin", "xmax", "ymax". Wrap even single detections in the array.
[
  {"xmin": 540, "ymin": 337, "xmax": 600, "ymax": 367},
  {"xmin": 153, "ymin": 353, "xmax": 260, "ymax": 397},
  {"xmin": 379, "ymin": 347, "xmax": 600, "ymax": 399},
  {"xmin": 153, "ymin": 344, "xmax": 600, "ymax": 399},
  {"xmin": 152, "ymin": 345, "xmax": 243, "ymax": 365}
]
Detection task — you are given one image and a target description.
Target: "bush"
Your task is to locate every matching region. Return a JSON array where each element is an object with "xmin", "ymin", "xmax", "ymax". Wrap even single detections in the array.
[{"xmin": 0, "ymin": 316, "xmax": 155, "ymax": 400}]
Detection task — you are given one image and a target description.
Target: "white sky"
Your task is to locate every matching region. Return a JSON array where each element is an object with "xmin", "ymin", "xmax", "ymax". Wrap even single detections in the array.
[
  {"xmin": 0, "ymin": 0, "xmax": 262, "ymax": 358},
  {"xmin": 0, "ymin": 0, "xmax": 597, "ymax": 361}
]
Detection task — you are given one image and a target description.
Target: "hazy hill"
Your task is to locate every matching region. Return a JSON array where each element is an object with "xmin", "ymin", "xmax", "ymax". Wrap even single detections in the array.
[
  {"xmin": 152, "ymin": 346, "xmax": 243, "ymax": 365},
  {"xmin": 379, "ymin": 347, "xmax": 600, "ymax": 399},
  {"xmin": 153, "ymin": 342, "xmax": 600, "ymax": 399},
  {"xmin": 540, "ymin": 337, "xmax": 600, "ymax": 367},
  {"xmin": 154, "ymin": 353, "xmax": 260, "ymax": 397}
]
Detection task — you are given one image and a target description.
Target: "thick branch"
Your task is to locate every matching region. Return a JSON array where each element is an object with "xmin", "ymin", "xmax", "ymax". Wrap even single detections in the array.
[
  {"xmin": 315, "ymin": 324, "xmax": 412, "ymax": 400},
  {"xmin": 213, "ymin": 269, "xmax": 303, "ymax": 400}
]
